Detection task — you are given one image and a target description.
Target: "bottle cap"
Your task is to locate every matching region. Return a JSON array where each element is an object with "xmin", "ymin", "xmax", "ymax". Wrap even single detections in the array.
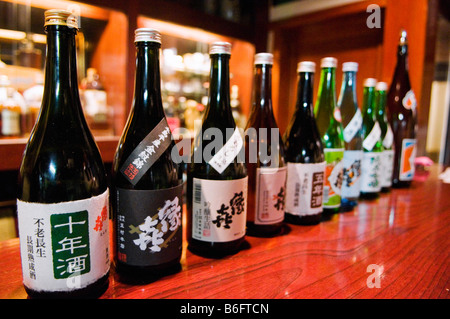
[
  {"xmin": 254, "ymin": 53, "xmax": 273, "ymax": 65},
  {"xmin": 135, "ymin": 28, "xmax": 161, "ymax": 43},
  {"xmin": 320, "ymin": 57, "xmax": 337, "ymax": 68},
  {"xmin": 44, "ymin": 9, "xmax": 78, "ymax": 29},
  {"xmin": 364, "ymin": 78, "xmax": 377, "ymax": 87},
  {"xmin": 297, "ymin": 61, "xmax": 315, "ymax": 73},
  {"xmin": 376, "ymin": 81, "xmax": 388, "ymax": 91},
  {"xmin": 209, "ymin": 42, "xmax": 231, "ymax": 55},
  {"xmin": 342, "ymin": 62, "xmax": 358, "ymax": 72}
]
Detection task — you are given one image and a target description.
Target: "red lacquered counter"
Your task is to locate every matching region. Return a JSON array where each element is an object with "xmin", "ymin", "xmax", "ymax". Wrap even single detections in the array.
[{"xmin": 1, "ymin": 165, "xmax": 449, "ymax": 299}]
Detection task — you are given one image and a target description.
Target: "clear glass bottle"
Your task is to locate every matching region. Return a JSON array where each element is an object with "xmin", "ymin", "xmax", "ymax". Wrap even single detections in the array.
[
  {"xmin": 314, "ymin": 57, "xmax": 345, "ymax": 215},
  {"xmin": 338, "ymin": 62, "xmax": 363, "ymax": 211}
]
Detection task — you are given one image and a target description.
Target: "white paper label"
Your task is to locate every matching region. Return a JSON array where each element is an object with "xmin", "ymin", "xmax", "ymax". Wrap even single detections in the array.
[
  {"xmin": 285, "ymin": 162, "xmax": 326, "ymax": 216},
  {"xmin": 343, "ymin": 108, "xmax": 363, "ymax": 143},
  {"xmin": 254, "ymin": 167, "xmax": 287, "ymax": 225},
  {"xmin": 360, "ymin": 152, "xmax": 382, "ymax": 192},
  {"xmin": 402, "ymin": 90, "xmax": 417, "ymax": 110},
  {"xmin": 363, "ymin": 121, "xmax": 381, "ymax": 151},
  {"xmin": 381, "ymin": 149, "xmax": 394, "ymax": 188},
  {"xmin": 382, "ymin": 125, "xmax": 394, "ymax": 149},
  {"xmin": 341, "ymin": 150, "xmax": 363, "ymax": 199},
  {"xmin": 399, "ymin": 138, "xmax": 416, "ymax": 181},
  {"xmin": 192, "ymin": 177, "xmax": 247, "ymax": 242},
  {"xmin": 208, "ymin": 128, "xmax": 243, "ymax": 174},
  {"xmin": 17, "ymin": 190, "xmax": 110, "ymax": 293}
]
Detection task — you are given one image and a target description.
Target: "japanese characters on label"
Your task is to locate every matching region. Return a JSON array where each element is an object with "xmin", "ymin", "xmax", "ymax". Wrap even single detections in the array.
[
  {"xmin": 343, "ymin": 108, "xmax": 363, "ymax": 143},
  {"xmin": 363, "ymin": 121, "xmax": 381, "ymax": 151},
  {"xmin": 17, "ymin": 190, "xmax": 110, "ymax": 292},
  {"xmin": 116, "ymin": 185, "xmax": 183, "ymax": 267},
  {"xmin": 285, "ymin": 162, "xmax": 325, "ymax": 216},
  {"xmin": 192, "ymin": 177, "xmax": 248, "ymax": 243},
  {"xmin": 323, "ymin": 149, "xmax": 344, "ymax": 208},
  {"xmin": 341, "ymin": 150, "xmax": 363, "ymax": 199},
  {"xmin": 208, "ymin": 128, "xmax": 243, "ymax": 174},
  {"xmin": 381, "ymin": 149, "xmax": 394, "ymax": 188},
  {"xmin": 121, "ymin": 118, "xmax": 172, "ymax": 185},
  {"xmin": 360, "ymin": 152, "xmax": 382, "ymax": 192},
  {"xmin": 254, "ymin": 167, "xmax": 287, "ymax": 224}
]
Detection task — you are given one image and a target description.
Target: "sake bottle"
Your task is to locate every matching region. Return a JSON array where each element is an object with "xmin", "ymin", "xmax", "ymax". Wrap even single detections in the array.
[
  {"xmin": 245, "ymin": 53, "xmax": 286, "ymax": 237},
  {"xmin": 375, "ymin": 81, "xmax": 394, "ymax": 192},
  {"xmin": 284, "ymin": 61, "xmax": 325, "ymax": 225},
  {"xmin": 17, "ymin": 10, "xmax": 110, "ymax": 298},
  {"xmin": 387, "ymin": 30, "xmax": 417, "ymax": 187},
  {"xmin": 186, "ymin": 42, "xmax": 248, "ymax": 257},
  {"xmin": 360, "ymin": 78, "xmax": 383, "ymax": 199},
  {"xmin": 338, "ymin": 62, "xmax": 363, "ymax": 211},
  {"xmin": 112, "ymin": 29, "xmax": 183, "ymax": 282},
  {"xmin": 314, "ymin": 57, "xmax": 345, "ymax": 215}
]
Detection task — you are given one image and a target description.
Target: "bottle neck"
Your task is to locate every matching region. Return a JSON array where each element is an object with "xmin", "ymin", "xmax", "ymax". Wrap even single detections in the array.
[
  {"xmin": 294, "ymin": 71, "xmax": 315, "ymax": 117},
  {"xmin": 316, "ymin": 67, "xmax": 336, "ymax": 113},
  {"xmin": 205, "ymin": 53, "xmax": 234, "ymax": 125},
  {"xmin": 133, "ymin": 42, "xmax": 164, "ymax": 119},
  {"xmin": 251, "ymin": 63, "xmax": 273, "ymax": 115},
  {"xmin": 363, "ymin": 86, "xmax": 375, "ymax": 115},
  {"xmin": 339, "ymin": 71, "xmax": 357, "ymax": 106},
  {"xmin": 375, "ymin": 90, "xmax": 387, "ymax": 116},
  {"xmin": 42, "ymin": 25, "xmax": 82, "ymax": 118}
]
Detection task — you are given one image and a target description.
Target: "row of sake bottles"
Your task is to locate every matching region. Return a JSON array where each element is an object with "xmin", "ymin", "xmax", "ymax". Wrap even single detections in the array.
[{"xmin": 15, "ymin": 10, "xmax": 416, "ymax": 298}]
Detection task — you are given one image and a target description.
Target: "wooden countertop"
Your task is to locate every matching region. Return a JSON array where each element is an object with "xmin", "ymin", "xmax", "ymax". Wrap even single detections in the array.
[{"xmin": 0, "ymin": 165, "xmax": 449, "ymax": 300}]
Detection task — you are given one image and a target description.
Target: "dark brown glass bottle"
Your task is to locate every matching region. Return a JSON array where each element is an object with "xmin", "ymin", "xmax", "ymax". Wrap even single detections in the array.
[
  {"xmin": 387, "ymin": 30, "xmax": 417, "ymax": 188},
  {"xmin": 112, "ymin": 29, "xmax": 183, "ymax": 283},
  {"xmin": 17, "ymin": 10, "xmax": 109, "ymax": 298},
  {"xmin": 245, "ymin": 53, "xmax": 286, "ymax": 237},
  {"xmin": 284, "ymin": 61, "xmax": 325, "ymax": 225},
  {"xmin": 186, "ymin": 42, "xmax": 247, "ymax": 257}
]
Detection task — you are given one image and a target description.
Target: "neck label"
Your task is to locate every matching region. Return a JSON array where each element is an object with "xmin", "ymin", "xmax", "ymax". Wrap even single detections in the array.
[
  {"xmin": 363, "ymin": 121, "xmax": 381, "ymax": 151},
  {"xmin": 120, "ymin": 117, "xmax": 172, "ymax": 185},
  {"xmin": 343, "ymin": 108, "xmax": 362, "ymax": 142},
  {"xmin": 208, "ymin": 128, "xmax": 243, "ymax": 174}
]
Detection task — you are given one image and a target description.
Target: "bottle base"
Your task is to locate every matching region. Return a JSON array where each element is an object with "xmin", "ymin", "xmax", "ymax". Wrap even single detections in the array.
[
  {"xmin": 284, "ymin": 212, "xmax": 321, "ymax": 225},
  {"xmin": 246, "ymin": 222, "xmax": 284, "ymax": 237},
  {"xmin": 187, "ymin": 237, "xmax": 245, "ymax": 259},
  {"xmin": 323, "ymin": 207, "xmax": 340, "ymax": 215},
  {"xmin": 114, "ymin": 259, "xmax": 182, "ymax": 285},
  {"xmin": 360, "ymin": 192, "xmax": 379, "ymax": 200},
  {"xmin": 381, "ymin": 186, "xmax": 391, "ymax": 193},
  {"xmin": 340, "ymin": 198, "xmax": 358, "ymax": 212},
  {"xmin": 24, "ymin": 272, "xmax": 110, "ymax": 299},
  {"xmin": 392, "ymin": 180, "xmax": 412, "ymax": 188}
]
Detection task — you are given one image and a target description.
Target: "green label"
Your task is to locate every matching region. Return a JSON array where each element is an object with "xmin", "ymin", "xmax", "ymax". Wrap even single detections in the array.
[
  {"xmin": 323, "ymin": 148, "xmax": 344, "ymax": 208},
  {"xmin": 51, "ymin": 210, "xmax": 91, "ymax": 279}
]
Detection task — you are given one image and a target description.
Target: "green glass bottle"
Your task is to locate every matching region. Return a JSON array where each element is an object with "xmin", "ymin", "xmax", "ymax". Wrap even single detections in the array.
[
  {"xmin": 360, "ymin": 78, "xmax": 383, "ymax": 199},
  {"xmin": 112, "ymin": 29, "xmax": 183, "ymax": 283},
  {"xmin": 245, "ymin": 53, "xmax": 286, "ymax": 237},
  {"xmin": 375, "ymin": 81, "xmax": 394, "ymax": 192},
  {"xmin": 314, "ymin": 57, "xmax": 344, "ymax": 215},
  {"xmin": 186, "ymin": 42, "xmax": 247, "ymax": 257},
  {"xmin": 284, "ymin": 61, "xmax": 325, "ymax": 225},
  {"xmin": 338, "ymin": 62, "xmax": 363, "ymax": 211},
  {"xmin": 17, "ymin": 10, "xmax": 110, "ymax": 298}
]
